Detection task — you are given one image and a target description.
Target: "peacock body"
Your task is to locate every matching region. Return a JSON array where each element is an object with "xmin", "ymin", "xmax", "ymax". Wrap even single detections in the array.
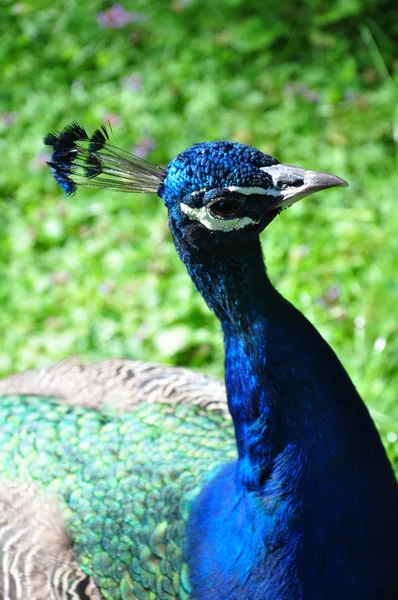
[{"xmin": 0, "ymin": 125, "xmax": 397, "ymax": 600}]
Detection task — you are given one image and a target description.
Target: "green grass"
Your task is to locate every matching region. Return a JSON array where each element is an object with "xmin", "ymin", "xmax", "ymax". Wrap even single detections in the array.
[{"xmin": 1, "ymin": 0, "xmax": 398, "ymax": 464}]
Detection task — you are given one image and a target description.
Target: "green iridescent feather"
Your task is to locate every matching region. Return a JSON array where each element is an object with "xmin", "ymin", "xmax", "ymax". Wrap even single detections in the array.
[{"xmin": 0, "ymin": 383, "xmax": 235, "ymax": 600}]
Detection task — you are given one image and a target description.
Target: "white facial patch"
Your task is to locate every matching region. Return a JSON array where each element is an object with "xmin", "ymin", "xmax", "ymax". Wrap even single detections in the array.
[
  {"xmin": 180, "ymin": 202, "xmax": 260, "ymax": 232},
  {"xmin": 225, "ymin": 185, "xmax": 268, "ymax": 196},
  {"xmin": 225, "ymin": 184, "xmax": 292, "ymax": 205}
]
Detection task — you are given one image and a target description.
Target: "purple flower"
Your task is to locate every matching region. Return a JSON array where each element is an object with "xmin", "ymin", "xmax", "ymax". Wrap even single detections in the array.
[
  {"xmin": 344, "ymin": 91, "xmax": 357, "ymax": 102},
  {"xmin": 283, "ymin": 82, "xmax": 321, "ymax": 104},
  {"xmin": 103, "ymin": 112, "xmax": 122, "ymax": 127},
  {"xmin": 172, "ymin": 0, "xmax": 193, "ymax": 10},
  {"xmin": 316, "ymin": 284, "xmax": 340, "ymax": 308},
  {"xmin": 305, "ymin": 90, "xmax": 321, "ymax": 104},
  {"xmin": 98, "ymin": 281, "xmax": 115, "ymax": 296},
  {"xmin": 96, "ymin": 4, "xmax": 146, "ymax": 29},
  {"xmin": 30, "ymin": 151, "xmax": 51, "ymax": 170},
  {"xmin": 0, "ymin": 112, "xmax": 16, "ymax": 126},
  {"xmin": 131, "ymin": 137, "xmax": 156, "ymax": 159},
  {"xmin": 324, "ymin": 285, "xmax": 340, "ymax": 304},
  {"xmin": 121, "ymin": 73, "xmax": 142, "ymax": 92}
]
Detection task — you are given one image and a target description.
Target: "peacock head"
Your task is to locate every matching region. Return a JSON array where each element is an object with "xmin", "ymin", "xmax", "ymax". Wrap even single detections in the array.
[
  {"xmin": 45, "ymin": 124, "xmax": 347, "ymax": 257},
  {"xmin": 159, "ymin": 141, "xmax": 347, "ymax": 255}
]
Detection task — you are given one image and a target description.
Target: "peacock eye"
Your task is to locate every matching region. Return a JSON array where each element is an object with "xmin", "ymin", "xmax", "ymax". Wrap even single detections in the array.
[{"xmin": 207, "ymin": 197, "xmax": 243, "ymax": 220}]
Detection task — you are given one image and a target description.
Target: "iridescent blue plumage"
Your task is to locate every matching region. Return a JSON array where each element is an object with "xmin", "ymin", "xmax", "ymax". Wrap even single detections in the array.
[
  {"xmin": 44, "ymin": 123, "xmax": 90, "ymax": 194},
  {"xmin": 159, "ymin": 141, "xmax": 278, "ymax": 205},
  {"xmin": 35, "ymin": 125, "xmax": 398, "ymax": 598}
]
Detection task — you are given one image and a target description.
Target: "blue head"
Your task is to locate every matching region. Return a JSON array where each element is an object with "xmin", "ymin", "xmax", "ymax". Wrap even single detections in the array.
[
  {"xmin": 159, "ymin": 141, "xmax": 278, "ymax": 257},
  {"xmin": 157, "ymin": 140, "xmax": 347, "ymax": 264}
]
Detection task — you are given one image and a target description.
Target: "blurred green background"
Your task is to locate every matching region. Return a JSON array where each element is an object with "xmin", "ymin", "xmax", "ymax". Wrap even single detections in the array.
[{"xmin": 1, "ymin": 0, "xmax": 397, "ymax": 464}]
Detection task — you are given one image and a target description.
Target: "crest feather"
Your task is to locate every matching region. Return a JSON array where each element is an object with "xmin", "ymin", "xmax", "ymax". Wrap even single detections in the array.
[{"xmin": 44, "ymin": 122, "xmax": 165, "ymax": 195}]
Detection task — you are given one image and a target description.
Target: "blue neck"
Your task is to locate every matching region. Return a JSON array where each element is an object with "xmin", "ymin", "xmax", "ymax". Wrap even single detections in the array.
[
  {"xmin": 180, "ymin": 235, "xmax": 398, "ymax": 599},
  {"xmin": 182, "ymin": 238, "xmax": 386, "ymax": 487}
]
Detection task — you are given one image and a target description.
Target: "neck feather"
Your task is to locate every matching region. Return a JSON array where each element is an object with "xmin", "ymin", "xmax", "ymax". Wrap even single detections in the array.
[
  {"xmin": 182, "ymin": 233, "xmax": 398, "ymax": 599},
  {"xmin": 178, "ymin": 236, "xmax": 391, "ymax": 491}
]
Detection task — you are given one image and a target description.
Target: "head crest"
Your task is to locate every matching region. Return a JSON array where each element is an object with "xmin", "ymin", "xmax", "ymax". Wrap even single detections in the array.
[{"xmin": 44, "ymin": 122, "xmax": 166, "ymax": 195}]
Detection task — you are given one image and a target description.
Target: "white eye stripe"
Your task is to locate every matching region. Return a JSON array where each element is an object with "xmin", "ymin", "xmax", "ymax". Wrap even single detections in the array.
[
  {"xmin": 227, "ymin": 185, "xmax": 285, "ymax": 199},
  {"xmin": 228, "ymin": 181, "xmax": 299, "ymax": 201},
  {"xmin": 180, "ymin": 202, "xmax": 260, "ymax": 232},
  {"xmin": 224, "ymin": 185, "xmax": 268, "ymax": 196}
]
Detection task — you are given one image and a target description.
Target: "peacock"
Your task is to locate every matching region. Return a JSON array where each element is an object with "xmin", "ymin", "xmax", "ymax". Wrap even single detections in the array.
[{"xmin": 0, "ymin": 123, "xmax": 397, "ymax": 600}]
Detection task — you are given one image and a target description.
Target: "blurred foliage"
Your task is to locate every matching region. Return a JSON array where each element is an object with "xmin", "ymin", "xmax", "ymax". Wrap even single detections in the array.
[{"xmin": 0, "ymin": 0, "xmax": 397, "ymax": 465}]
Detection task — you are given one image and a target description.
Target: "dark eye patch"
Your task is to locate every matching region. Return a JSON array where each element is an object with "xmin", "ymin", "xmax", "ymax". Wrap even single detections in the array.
[{"xmin": 207, "ymin": 197, "xmax": 244, "ymax": 220}]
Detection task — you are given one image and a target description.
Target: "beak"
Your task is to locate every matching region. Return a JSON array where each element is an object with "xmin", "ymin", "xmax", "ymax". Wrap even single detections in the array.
[{"xmin": 260, "ymin": 164, "xmax": 348, "ymax": 210}]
